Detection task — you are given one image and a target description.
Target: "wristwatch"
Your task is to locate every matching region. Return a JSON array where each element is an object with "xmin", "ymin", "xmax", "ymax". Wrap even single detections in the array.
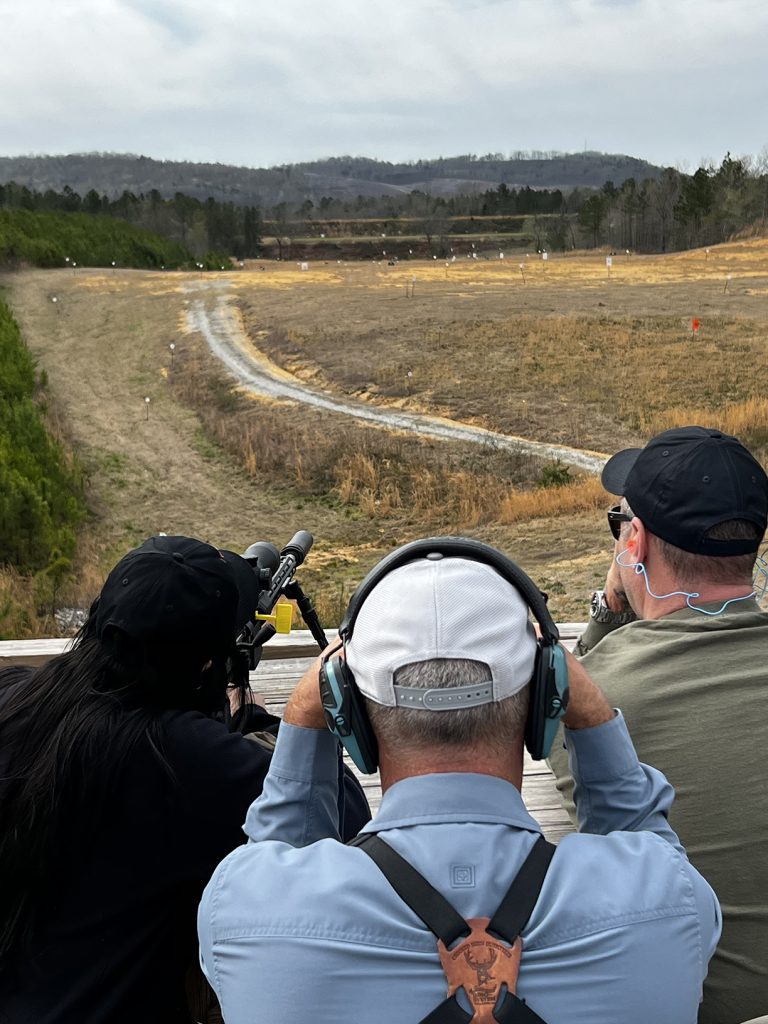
[{"xmin": 590, "ymin": 590, "xmax": 636, "ymax": 625}]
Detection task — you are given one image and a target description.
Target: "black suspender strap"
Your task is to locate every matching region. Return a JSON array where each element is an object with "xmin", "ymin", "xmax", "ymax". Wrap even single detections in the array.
[
  {"xmin": 488, "ymin": 837, "xmax": 556, "ymax": 945},
  {"xmin": 352, "ymin": 832, "xmax": 556, "ymax": 1024},
  {"xmin": 350, "ymin": 833, "xmax": 470, "ymax": 947},
  {"xmin": 420, "ymin": 998, "xmax": 473, "ymax": 1024}
]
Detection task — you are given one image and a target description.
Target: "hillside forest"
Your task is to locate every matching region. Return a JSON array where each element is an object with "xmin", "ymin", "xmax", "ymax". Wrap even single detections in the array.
[{"xmin": 1, "ymin": 152, "xmax": 767, "ymax": 262}]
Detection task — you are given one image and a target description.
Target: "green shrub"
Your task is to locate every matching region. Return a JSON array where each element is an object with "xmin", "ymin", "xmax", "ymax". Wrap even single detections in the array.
[
  {"xmin": 0, "ymin": 301, "xmax": 85, "ymax": 571},
  {"xmin": 539, "ymin": 459, "xmax": 572, "ymax": 488},
  {"xmin": 0, "ymin": 208, "xmax": 193, "ymax": 270}
]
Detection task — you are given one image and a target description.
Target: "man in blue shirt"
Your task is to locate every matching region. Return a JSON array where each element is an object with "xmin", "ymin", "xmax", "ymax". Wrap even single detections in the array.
[{"xmin": 199, "ymin": 544, "xmax": 720, "ymax": 1023}]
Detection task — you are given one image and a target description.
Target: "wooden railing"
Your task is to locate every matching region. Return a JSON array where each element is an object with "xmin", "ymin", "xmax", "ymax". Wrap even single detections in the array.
[{"xmin": 0, "ymin": 624, "xmax": 585, "ymax": 666}]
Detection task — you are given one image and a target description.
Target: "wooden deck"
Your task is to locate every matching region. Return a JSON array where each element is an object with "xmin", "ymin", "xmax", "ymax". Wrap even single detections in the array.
[{"xmin": 0, "ymin": 626, "xmax": 585, "ymax": 843}]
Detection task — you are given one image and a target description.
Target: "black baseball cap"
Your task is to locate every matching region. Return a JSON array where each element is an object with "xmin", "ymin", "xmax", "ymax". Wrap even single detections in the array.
[
  {"xmin": 95, "ymin": 536, "xmax": 259, "ymax": 655},
  {"xmin": 601, "ymin": 426, "xmax": 768, "ymax": 556}
]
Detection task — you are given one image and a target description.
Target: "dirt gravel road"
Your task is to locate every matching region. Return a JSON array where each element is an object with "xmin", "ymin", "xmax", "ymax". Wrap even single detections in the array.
[{"xmin": 186, "ymin": 286, "xmax": 608, "ymax": 473}]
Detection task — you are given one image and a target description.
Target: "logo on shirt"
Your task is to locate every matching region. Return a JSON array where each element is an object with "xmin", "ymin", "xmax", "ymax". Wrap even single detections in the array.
[{"xmin": 451, "ymin": 864, "xmax": 475, "ymax": 888}]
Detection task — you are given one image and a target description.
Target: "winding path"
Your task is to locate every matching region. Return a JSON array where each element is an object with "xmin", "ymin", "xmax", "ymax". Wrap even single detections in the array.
[{"xmin": 187, "ymin": 292, "xmax": 607, "ymax": 474}]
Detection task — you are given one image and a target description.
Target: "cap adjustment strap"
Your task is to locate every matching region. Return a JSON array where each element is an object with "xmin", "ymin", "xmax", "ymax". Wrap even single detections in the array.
[{"xmin": 393, "ymin": 682, "xmax": 494, "ymax": 710}]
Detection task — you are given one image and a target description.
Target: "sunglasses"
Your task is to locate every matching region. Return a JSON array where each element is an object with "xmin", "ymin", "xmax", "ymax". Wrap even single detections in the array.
[{"xmin": 607, "ymin": 504, "xmax": 633, "ymax": 540}]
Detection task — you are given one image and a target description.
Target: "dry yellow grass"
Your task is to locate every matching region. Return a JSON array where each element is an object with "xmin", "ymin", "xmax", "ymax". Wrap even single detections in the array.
[
  {"xmin": 234, "ymin": 236, "xmax": 768, "ymax": 292},
  {"xmin": 641, "ymin": 397, "xmax": 768, "ymax": 446},
  {"xmin": 5, "ymin": 237, "xmax": 768, "ymax": 633}
]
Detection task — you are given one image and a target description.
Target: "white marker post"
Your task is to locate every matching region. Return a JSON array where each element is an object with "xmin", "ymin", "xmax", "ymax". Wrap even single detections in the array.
[
  {"xmin": 51, "ymin": 296, "xmax": 59, "ymax": 313},
  {"xmin": 519, "ymin": 263, "xmax": 526, "ymax": 285},
  {"xmin": 169, "ymin": 342, "xmax": 176, "ymax": 369},
  {"xmin": 111, "ymin": 260, "xmax": 116, "ymax": 274},
  {"xmin": 144, "ymin": 396, "xmax": 151, "ymax": 421},
  {"xmin": 724, "ymin": 274, "xmax": 732, "ymax": 294},
  {"xmin": 606, "ymin": 255, "xmax": 613, "ymax": 277}
]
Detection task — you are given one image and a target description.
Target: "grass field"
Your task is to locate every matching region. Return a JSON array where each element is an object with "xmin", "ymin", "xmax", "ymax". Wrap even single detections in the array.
[{"xmin": 3, "ymin": 237, "xmax": 767, "ymax": 634}]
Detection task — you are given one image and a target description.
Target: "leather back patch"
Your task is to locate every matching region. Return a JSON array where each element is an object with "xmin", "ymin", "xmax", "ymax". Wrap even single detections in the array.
[{"xmin": 437, "ymin": 917, "xmax": 522, "ymax": 1023}]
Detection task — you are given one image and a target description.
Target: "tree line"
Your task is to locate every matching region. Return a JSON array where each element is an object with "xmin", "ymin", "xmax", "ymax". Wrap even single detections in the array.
[
  {"xmin": 0, "ymin": 183, "xmax": 262, "ymax": 262},
  {"xmin": 576, "ymin": 154, "xmax": 768, "ymax": 252},
  {"xmin": 0, "ymin": 300, "xmax": 85, "ymax": 574},
  {"xmin": 276, "ymin": 155, "xmax": 768, "ymax": 255},
  {"xmin": 2, "ymin": 152, "xmax": 767, "ymax": 260}
]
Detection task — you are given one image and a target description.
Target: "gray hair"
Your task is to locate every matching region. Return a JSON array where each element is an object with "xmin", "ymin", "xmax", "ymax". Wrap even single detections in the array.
[{"xmin": 363, "ymin": 658, "xmax": 529, "ymax": 756}]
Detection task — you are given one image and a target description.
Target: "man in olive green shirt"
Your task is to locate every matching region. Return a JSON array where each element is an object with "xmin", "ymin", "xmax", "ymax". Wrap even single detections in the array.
[{"xmin": 549, "ymin": 426, "xmax": 768, "ymax": 1024}]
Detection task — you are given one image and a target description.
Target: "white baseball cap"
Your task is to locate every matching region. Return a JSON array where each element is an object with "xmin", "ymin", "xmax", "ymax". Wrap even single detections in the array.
[{"xmin": 346, "ymin": 555, "xmax": 537, "ymax": 709}]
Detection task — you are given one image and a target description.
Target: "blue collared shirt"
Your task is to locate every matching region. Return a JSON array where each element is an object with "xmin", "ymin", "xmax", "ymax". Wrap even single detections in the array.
[{"xmin": 199, "ymin": 714, "xmax": 720, "ymax": 1023}]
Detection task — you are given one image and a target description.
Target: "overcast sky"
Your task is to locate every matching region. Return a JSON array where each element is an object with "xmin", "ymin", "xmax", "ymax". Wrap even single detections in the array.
[{"xmin": 1, "ymin": 0, "xmax": 766, "ymax": 171}]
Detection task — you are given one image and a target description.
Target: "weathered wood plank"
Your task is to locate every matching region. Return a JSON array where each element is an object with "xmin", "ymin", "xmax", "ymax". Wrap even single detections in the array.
[
  {"xmin": 0, "ymin": 631, "xmax": 343, "ymax": 666},
  {"xmin": 0, "ymin": 625, "xmax": 584, "ymax": 666}
]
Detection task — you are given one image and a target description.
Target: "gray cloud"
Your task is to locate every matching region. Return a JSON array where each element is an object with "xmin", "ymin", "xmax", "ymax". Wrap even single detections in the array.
[{"xmin": 0, "ymin": 0, "xmax": 765, "ymax": 167}]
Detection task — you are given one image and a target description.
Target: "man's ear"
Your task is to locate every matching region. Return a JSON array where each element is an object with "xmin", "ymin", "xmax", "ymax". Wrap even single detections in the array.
[{"xmin": 629, "ymin": 518, "xmax": 648, "ymax": 563}]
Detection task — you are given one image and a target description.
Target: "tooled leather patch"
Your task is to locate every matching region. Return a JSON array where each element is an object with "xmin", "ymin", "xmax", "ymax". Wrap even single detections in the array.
[{"xmin": 437, "ymin": 917, "xmax": 522, "ymax": 1023}]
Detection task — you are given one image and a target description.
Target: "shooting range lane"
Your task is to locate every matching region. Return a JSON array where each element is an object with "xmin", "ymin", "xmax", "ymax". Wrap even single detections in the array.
[{"xmin": 185, "ymin": 287, "xmax": 607, "ymax": 475}]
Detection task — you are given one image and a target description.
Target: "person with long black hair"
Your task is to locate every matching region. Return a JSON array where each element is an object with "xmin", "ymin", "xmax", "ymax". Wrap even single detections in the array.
[{"xmin": 0, "ymin": 535, "xmax": 369, "ymax": 1024}]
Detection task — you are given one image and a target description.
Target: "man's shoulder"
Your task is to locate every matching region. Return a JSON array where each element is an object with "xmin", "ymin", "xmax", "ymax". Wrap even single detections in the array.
[
  {"xmin": 582, "ymin": 604, "xmax": 768, "ymax": 699},
  {"xmin": 202, "ymin": 834, "xmax": 431, "ymax": 946},
  {"xmin": 583, "ymin": 603, "xmax": 768, "ymax": 665},
  {"xmin": 208, "ymin": 834, "xmax": 372, "ymax": 901},
  {"xmin": 541, "ymin": 830, "xmax": 698, "ymax": 935}
]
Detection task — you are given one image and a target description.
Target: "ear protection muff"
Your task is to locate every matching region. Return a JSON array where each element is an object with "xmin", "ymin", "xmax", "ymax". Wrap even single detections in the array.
[{"xmin": 318, "ymin": 537, "xmax": 569, "ymax": 774}]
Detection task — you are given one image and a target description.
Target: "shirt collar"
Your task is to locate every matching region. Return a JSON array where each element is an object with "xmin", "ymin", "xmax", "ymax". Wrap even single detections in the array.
[{"xmin": 360, "ymin": 771, "xmax": 542, "ymax": 835}]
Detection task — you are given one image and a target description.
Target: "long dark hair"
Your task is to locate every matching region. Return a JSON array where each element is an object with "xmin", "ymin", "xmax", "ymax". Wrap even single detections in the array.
[{"xmin": 0, "ymin": 611, "xmax": 248, "ymax": 962}]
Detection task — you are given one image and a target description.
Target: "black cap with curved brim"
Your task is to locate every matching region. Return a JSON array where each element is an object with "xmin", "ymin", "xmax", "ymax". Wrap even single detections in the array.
[
  {"xmin": 96, "ymin": 536, "xmax": 258, "ymax": 656},
  {"xmin": 601, "ymin": 426, "xmax": 768, "ymax": 556}
]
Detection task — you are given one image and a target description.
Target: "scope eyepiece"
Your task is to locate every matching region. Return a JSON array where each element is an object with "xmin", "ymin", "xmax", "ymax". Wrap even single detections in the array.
[{"xmin": 242, "ymin": 541, "xmax": 281, "ymax": 574}]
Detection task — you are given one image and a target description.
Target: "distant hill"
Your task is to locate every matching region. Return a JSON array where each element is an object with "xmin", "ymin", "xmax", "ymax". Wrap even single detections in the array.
[{"xmin": 0, "ymin": 151, "xmax": 663, "ymax": 209}]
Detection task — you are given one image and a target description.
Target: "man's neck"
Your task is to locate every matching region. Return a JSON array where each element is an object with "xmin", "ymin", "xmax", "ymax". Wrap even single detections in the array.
[
  {"xmin": 379, "ymin": 743, "xmax": 524, "ymax": 794},
  {"xmin": 634, "ymin": 581, "xmax": 754, "ymax": 620}
]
